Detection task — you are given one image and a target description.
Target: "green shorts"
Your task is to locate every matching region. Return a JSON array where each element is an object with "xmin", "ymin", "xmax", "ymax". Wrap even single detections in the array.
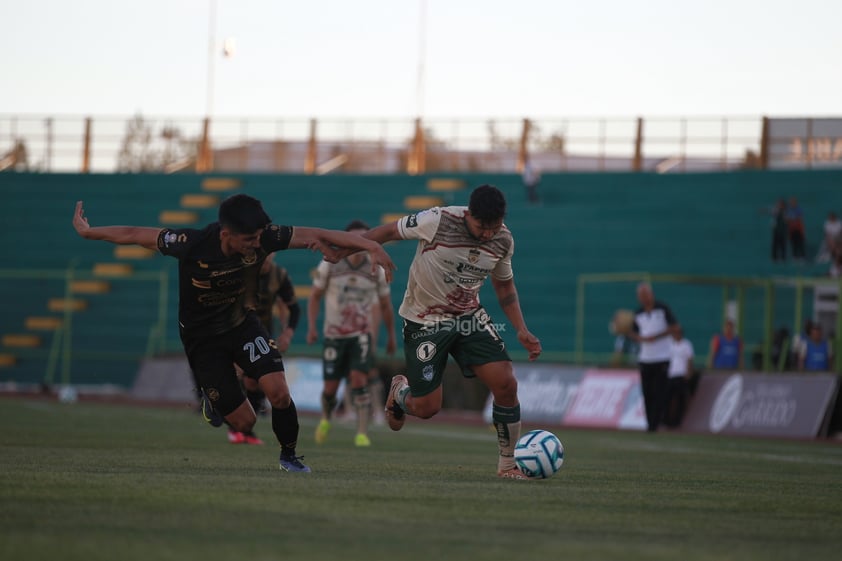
[
  {"xmin": 322, "ymin": 334, "xmax": 373, "ymax": 381},
  {"xmin": 402, "ymin": 307, "xmax": 510, "ymax": 398}
]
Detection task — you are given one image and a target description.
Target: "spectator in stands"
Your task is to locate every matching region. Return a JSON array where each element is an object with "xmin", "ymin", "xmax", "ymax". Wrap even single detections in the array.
[
  {"xmin": 306, "ymin": 220, "xmax": 397, "ymax": 448},
  {"xmin": 817, "ymin": 211, "xmax": 842, "ymax": 263},
  {"xmin": 521, "ymin": 156, "xmax": 541, "ymax": 204},
  {"xmin": 791, "ymin": 319, "xmax": 814, "ymax": 365},
  {"xmin": 360, "ymin": 184, "xmax": 543, "ymax": 479},
  {"xmin": 707, "ymin": 318, "xmax": 743, "ymax": 370},
  {"xmin": 227, "ymin": 252, "xmax": 301, "ymax": 445},
  {"xmin": 786, "ymin": 197, "xmax": 807, "ymax": 261},
  {"xmin": 763, "ymin": 198, "xmax": 788, "ymax": 262},
  {"xmin": 664, "ymin": 326, "xmax": 694, "ymax": 428},
  {"xmin": 72, "ymin": 195, "xmax": 395, "ymax": 474},
  {"xmin": 628, "ymin": 283, "xmax": 680, "ymax": 432},
  {"xmin": 798, "ymin": 323, "xmax": 833, "ymax": 371}
]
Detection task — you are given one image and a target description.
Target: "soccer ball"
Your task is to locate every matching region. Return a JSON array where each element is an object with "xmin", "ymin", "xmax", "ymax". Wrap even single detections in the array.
[{"xmin": 514, "ymin": 430, "xmax": 564, "ymax": 479}]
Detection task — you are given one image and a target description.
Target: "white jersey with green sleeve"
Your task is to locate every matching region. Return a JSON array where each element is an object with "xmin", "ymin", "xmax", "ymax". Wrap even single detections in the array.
[
  {"xmin": 396, "ymin": 206, "xmax": 514, "ymax": 324},
  {"xmin": 312, "ymin": 256, "xmax": 390, "ymax": 338}
]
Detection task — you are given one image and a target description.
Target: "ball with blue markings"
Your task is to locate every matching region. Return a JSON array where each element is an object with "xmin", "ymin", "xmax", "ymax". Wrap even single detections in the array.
[{"xmin": 514, "ymin": 430, "xmax": 564, "ymax": 479}]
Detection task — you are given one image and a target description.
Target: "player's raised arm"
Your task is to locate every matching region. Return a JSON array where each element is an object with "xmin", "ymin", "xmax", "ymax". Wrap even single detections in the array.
[
  {"xmin": 289, "ymin": 226, "xmax": 396, "ymax": 282},
  {"xmin": 73, "ymin": 201, "xmax": 161, "ymax": 250}
]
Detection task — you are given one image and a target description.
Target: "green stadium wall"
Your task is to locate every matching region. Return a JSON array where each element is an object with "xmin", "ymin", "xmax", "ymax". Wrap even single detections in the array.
[{"xmin": 0, "ymin": 170, "xmax": 840, "ymax": 387}]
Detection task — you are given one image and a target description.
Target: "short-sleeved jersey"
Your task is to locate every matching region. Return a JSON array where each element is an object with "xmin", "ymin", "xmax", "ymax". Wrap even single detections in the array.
[
  {"xmin": 255, "ymin": 263, "xmax": 296, "ymax": 334},
  {"xmin": 633, "ymin": 301, "xmax": 678, "ymax": 363},
  {"xmin": 312, "ymin": 255, "xmax": 390, "ymax": 338},
  {"xmin": 395, "ymin": 206, "xmax": 514, "ymax": 323},
  {"xmin": 157, "ymin": 223, "xmax": 293, "ymax": 337}
]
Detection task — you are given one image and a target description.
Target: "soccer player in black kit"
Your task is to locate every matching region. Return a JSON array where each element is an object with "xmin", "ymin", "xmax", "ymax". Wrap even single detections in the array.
[{"xmin": 73, "ymin": 194, "xmax": 395, "ymax": 472}]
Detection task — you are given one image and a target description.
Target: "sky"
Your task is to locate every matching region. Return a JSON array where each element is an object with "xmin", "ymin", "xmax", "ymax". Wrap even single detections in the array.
[{"xmin": 2, "ymin": 0, "xmax": 841, "ymax": 120}]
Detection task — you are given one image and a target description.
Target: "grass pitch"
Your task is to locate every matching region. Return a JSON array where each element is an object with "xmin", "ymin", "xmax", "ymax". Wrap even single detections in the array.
[{"xmin": 1, "ymin": 397, "xmax": 841, "ymax": 561}]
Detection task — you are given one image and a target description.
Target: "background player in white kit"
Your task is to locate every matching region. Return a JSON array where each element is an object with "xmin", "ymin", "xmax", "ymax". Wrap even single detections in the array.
[{"xmin": 307, "ymin": 220, "xmax": 397, "ymax": 447}]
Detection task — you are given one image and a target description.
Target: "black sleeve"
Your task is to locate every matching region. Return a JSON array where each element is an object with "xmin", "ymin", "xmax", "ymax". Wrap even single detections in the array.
[
  {"xmin": 285, "ymin": 302, "xmax": 301, "ymax": 331},
  {"xmin": 277, "ymin": 267, "xmax": 299, "ymax": 329},
  {"xmin": 157, "ymin": 228, "xmax": 200, "ymax": 258},
  {"xmin": 276, "ymin": 267, "xmax": 296, "ymax": 304},
  {"xmin": 261, "ymin": 225, "xmax": 293, "ymax": 252}
]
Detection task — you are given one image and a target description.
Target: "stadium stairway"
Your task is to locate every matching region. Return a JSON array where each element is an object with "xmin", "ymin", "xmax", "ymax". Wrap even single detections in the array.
[
  {"xmin": 0, "ymin": 174, "xmax": 240, "ymax": 388},
  {"xmin": 2, "ymin": 169, "xmax": 841, "ymax": 388}
]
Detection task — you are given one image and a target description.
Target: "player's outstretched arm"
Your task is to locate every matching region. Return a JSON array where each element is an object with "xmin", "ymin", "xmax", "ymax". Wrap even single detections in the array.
[
  {"xmin": 289, "ymin": 226, "xmax": 396, "ymax": 282},
  {"xmin": 363, "ymin": 222, "xmax": 402, "ymax": 244},
  {"xmin": 491, "ymin": 276, "xmax": 542, "ymax": 361},
  {"xmin": 73, "ymin": 201, "xmax": 161, "ymax": 250}
]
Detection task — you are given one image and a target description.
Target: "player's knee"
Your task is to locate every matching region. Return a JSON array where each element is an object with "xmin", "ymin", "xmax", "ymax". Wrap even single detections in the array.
[
  {"xmin": 491, "ymin": 375, "xmax": 518, "ymax": 401},
  {"xmin": 411, "ymin": 400, "xmax": 441, "ymax": 419},
  {"xmin": 228, "ymin": 411, "xmax": 256, "ymax": 433},
  {"xmin": 265, "ymin": 391, "xmax": 291, "ymax": 409},
  {"xmin": 259, "ymin": 371, "xmax": 292, "ymax": 408}
]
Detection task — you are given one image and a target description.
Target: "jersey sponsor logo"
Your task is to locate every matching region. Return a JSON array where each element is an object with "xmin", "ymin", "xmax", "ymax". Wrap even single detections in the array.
[
  {"xmin": 406, "ymin": 214, "xmax": 419, "ymax": 228},
  {"xmin": 214, "ymin": 277, "xmax": 242, "ymax": 287},
  {"xmin": 162, "ymin": 232, "xmax": 182, "ymax": 247},
  {"xmin": 209, "ymin": 266, "xmax": 245, "ymax": 277},
  {"xmin": 422, "ymin": 364, "xmax": 435, "ymax": 382},
  {"xmin": 416, "ymin": 341, "xmax": 437, "ymax": 362},
  {"xmin": 198, "ymin": 260, "xmax": 209, "ymax": 269},
  {"xmin": 456, "ymin": 261, "xmax": 492, "ymax": 275}
]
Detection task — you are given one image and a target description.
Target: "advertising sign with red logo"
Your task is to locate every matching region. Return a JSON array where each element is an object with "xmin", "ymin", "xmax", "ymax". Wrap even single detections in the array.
[{"xmin": 563, "ymin": 370, "xmax": 646, "ymax": 430}]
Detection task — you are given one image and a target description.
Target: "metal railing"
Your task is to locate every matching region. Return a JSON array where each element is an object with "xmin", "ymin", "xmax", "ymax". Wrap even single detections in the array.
[{"xmin": 0, "ymin": 114, "xmax": 767, "ymax": 174}]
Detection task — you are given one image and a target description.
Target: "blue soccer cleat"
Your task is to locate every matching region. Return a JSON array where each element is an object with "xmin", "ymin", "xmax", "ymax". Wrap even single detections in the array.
[{"xmin": 279, "ymin": 453, "xmax": 312, "ymax": 473}]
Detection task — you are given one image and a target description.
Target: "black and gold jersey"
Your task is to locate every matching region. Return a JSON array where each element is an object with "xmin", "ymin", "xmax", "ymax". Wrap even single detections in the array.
[
  {"xmin": 255, "ymin": 263, "xmax": 295, "ymax": 333},
  {"xmin": 157, "ymin": 223, "xmax": 293, "ymax": 337}
]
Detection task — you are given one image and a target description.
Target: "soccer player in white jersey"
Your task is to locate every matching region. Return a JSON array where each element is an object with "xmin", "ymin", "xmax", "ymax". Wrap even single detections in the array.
[
  {"xmin": 362, "ymin": 184, "xmax": 542, "ymax": 479},
  {"xmin": 306, "ymin": 220, "xmax": 397, "ymax": 447}
]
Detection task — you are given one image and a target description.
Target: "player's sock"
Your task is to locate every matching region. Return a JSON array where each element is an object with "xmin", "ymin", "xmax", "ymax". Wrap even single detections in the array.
[
  {"xmin": 272, "ymin": 399, "xmax": 300, "ymax": 458},
  {"xmin": 320, "ymin": 391, "xmax": 338, "ymax": 421},
  {"xmin": 492, "ymin": 402, "xmax": 521, "ymax": 472},
  {"xmin": 395, "ymin": 384, "xmax": 411, "ymax": 413},
  {"xmin": 368, "ymin": 375, "xmax": 385, "ymax": 414},
  {"xmin": 351, "ymin": 386, "xmax": 371, "ymax": 436}
]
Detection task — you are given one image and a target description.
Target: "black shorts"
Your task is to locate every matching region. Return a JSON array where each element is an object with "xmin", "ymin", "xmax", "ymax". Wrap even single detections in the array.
[{"xmin": 180, "ymin": 312, "xmax": 285, "ymax": 416}]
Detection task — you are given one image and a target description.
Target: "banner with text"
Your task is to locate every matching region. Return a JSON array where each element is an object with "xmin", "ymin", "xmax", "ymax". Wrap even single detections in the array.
[
  {"xmin": 483, "ymin": 364, "xmax": 585, "ymax": 425},
  {"xmin": 681, "ymin": 372, "xmax": 839, "ymax": 438},
  {"xmin": 562, "ymin": 369, "xmax": 647, "ymax": 431}
]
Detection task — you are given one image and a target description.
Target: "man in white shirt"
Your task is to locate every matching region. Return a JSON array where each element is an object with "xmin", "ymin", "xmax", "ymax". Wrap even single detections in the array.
[{"xmin": 629, "ymin": 283, "xmax": 680, "ymax": 432}]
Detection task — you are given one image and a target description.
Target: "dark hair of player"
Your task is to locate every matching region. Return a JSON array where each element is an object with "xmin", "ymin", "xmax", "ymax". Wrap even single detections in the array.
[
  {"xmin": 218, "ymin": 194, "xmax": 272, "ymax": 233},
  {"xmin": 345, "ymin": 219, "xmax": 370, "ymax": 231},
  {"xmin": 468, "ymin": 184, "xmax": 507, "ymax": 223}
]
